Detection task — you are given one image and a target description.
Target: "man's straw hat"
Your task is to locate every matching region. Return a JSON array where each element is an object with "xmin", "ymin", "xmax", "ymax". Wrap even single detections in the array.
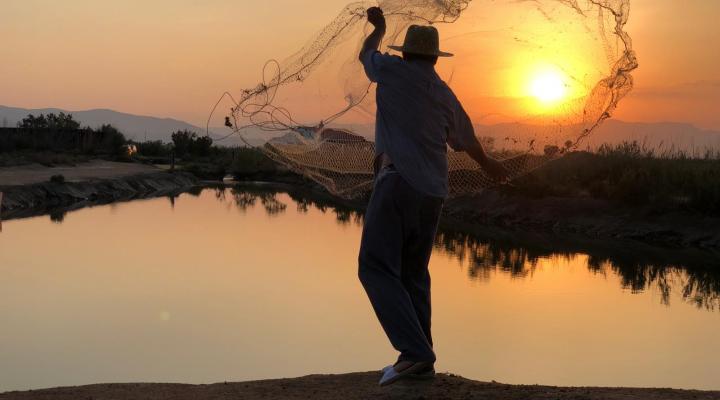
[{"xmin": 388, "ymin": 25, "xmax": 453, "ymax": 57}]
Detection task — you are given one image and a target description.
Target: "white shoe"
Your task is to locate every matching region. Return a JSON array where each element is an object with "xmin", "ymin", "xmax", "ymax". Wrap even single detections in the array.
[
  {"xmin": 378, "ymin": 361, "xmax": 434, "ymax": 386},
  {"xmin": 379, "ymin": 366, "xmax": 401, "ymax": 386}
]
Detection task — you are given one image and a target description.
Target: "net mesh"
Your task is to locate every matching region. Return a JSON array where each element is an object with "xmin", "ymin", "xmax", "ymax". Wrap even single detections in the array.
[{"xmin": 209, "ymin": 0, "xmax": 637, "ymax": 199}]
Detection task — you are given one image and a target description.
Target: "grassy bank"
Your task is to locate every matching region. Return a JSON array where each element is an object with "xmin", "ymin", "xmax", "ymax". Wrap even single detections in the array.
[
  {"xmin": 510, "ymin": 141, "xmax": 720, "ymax": 215},
  {"xmin": 214, "ymin": 141, "xmax": 720, "ymax": 216}
]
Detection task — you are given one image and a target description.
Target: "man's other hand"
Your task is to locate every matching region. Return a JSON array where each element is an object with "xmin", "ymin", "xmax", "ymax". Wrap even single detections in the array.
[
  {"xmin": 367, "ymin": 7, "xmax": 385, "ymax": 28},
  {"xmin": 481, "ymin": 157, "xmax": 511, "ymax": 184}
]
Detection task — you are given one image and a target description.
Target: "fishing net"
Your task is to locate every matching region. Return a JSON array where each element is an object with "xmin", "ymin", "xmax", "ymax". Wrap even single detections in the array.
[{"xmin": 209, "ymin": 0, "xmax": 637, "ymax": 199}]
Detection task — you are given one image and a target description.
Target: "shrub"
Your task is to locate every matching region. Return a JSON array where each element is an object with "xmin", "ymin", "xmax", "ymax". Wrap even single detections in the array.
[
  {"xmin": 134, "ymin": 140, "xmax": 172, "ymax": 157},
  {"xmin": 171, "ymin": 130, "xmax": 213, "ymax": 158},
  {"xmin": 0, "ymin": 114, "xmax": 126, "ymax": 155},
  {"xmin": 50, "ymin": 174, "xmax": 65, "ymax": 184},
  {"xmin": 183, "ymin": 162, "xmax": 227, "ymax": 180},
  {"xmin": 230, "ymin": 147, "xmax": 277, "ymax": 178},
  {"xmin": 514, "ymin": 141, "xmax": 720, "ymax": 214}
]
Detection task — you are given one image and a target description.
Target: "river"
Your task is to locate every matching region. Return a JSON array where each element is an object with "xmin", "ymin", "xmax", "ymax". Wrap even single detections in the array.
[{"xmin": 1, "ymin": 186, "xmax": 718, "ymax": 392}]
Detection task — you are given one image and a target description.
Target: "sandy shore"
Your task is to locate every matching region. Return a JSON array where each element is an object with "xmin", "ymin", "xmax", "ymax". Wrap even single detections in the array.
[
  {"xmin": 0, "ymin": 160, "xmax": 161, "ymax": 186},
  {"xmin": 2, "ymin": 372, "xmax": 719, "ymax": 400}
]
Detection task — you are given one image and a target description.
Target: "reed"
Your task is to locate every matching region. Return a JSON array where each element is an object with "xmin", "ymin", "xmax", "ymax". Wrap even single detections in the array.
[{"xmin": 514, "ymin": 141, "xmax": 720, "ymax": 214}]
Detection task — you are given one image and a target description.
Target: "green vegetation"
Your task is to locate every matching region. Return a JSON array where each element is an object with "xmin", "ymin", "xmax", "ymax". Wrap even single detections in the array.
[
  {"xmin": 0, "ymin": 112, "xmax": 294, "ymax": 181},
  {"xmin": 174, "ymin": 146, "xmax": 293, "ymax": 182},
  {"xmin": 128, "ymin": 130, "xmax": 285, "ymax": 181},
  {"xmin": 129, "ymin": 135, "xmax": 286, "ymax": 181},
  {"xmin": 129, "ymin": 130, "xmax": 215, "ymax": 160},
  {"xmin": 513, "ymin": 141, "xmax": 720, "ymax": 215},
  {"xmin": 0, "ymin": 113, "xmax": 127, "ymax": 167},
  {"xmin": 0, "ymin": 113, "xmax": 125, "ymax": 156},
  {"xmin": 2, "ymin": 114, "xmax": 718, "ymax": 216},
  {"xmin": 133, "ymin": 140, "xmax": 170, "ymax": 158},
  {"xmin": 213, "ymin": 141, "xmax": 720, "ymax": 216},
  {"xmin": 228, "ymin": 147, "xmax": 278, "ymax": 177},
  {"xmin": 171, "ymin": 130, "xmax": 213, "ymax": 157}
]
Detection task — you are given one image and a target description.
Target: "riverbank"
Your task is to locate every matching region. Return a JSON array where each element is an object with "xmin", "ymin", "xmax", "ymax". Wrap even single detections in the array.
[
  {"xmin": 227, "ymin": 180, "xmax": 720, "ymax": 256},
  {"xmin": 0, "ymin": 162, "xmax": 198, "ymax": 220},
  {"xmin": 0, "ymin": 160, "xmax": 161, "ymax": 186},
  {"xmin": 443, "ymin": 190, "xmax": 720, "ymax": 253},
  {"xmin": 2, "ymin": 372, "xmax": 718, "ymax": 400},
  {"xmin": 2, "ymin": 160, "xmax": 719, "ymax": 256}
]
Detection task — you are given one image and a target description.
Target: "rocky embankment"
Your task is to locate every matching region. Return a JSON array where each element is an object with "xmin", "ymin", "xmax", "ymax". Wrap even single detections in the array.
[{"xmin": 0, "ymin": 171, "xmax": 199, "ymax": 220}]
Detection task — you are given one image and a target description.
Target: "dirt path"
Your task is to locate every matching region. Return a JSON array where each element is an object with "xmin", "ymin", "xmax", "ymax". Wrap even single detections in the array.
[
  {"xmin": 2, "ymin": 372, "xmax": 718, "ymax": 400},
  {"xmin": 0, "ymin": 160, "xmax": 160, "ymax": 186}
]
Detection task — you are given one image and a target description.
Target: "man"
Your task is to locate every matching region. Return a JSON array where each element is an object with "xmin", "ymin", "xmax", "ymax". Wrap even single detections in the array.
[{"xmin": 357, "ymin": 7, "xmax": 509, "ymax": 386}]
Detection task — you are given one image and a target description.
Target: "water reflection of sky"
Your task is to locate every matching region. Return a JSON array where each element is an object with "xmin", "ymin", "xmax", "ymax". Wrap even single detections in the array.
[
  {"xmin": 2, "ymin": 187, "xmax": 719, "ymax": 392},
  {"xmin": 213, "ymin": 185, "xmax": 720, "ymax": 311}
]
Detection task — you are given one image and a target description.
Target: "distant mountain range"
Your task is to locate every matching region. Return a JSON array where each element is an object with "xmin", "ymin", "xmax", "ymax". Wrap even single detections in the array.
[
  {"xmin": 581, "ymin": 120, "xmax": 720, "ymax": 153},
  {"xmin": 2, "ymin": 105, "xmax": 719, "ymax": 152},
  {"xmin": 0, "ymin": 105, "xmax": 206, "ymax": 142}
]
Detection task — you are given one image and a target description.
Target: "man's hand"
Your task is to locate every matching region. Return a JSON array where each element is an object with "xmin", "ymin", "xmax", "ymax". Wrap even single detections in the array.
[
  {"xmin": 366, "ymin": 7, "xmax": 385, "ymax": 28},
  {"xmin": 463, "ymin": 140, "xmax": 511, "ymax": 185},
  {"xmin": 481, "ymin": 157, "xmax": 511, "ymax": 184},
  {"xmin": 359, "ymin": 7, "xmax": 386, "ymax": 61}
]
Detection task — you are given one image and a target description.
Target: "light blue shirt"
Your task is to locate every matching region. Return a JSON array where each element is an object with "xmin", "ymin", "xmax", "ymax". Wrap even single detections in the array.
[{"xmin": 361, "ymin": 49, "xmax": 477, "ymax": 198}]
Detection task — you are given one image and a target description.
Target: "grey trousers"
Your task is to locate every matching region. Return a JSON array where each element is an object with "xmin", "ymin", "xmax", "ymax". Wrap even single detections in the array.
[{"xmin": 358, "ymin": 165, "xmax": 443, "ymax": 363}]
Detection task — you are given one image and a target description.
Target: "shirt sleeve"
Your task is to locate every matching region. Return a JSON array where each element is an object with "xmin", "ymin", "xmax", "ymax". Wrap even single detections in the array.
[
  {"xmin": 360, "ymin": 49, "xmax": 400, "ymax": 83},
  {"xmin": 447, "ymin": 98, "xmax": 477, "ymax": 152}
]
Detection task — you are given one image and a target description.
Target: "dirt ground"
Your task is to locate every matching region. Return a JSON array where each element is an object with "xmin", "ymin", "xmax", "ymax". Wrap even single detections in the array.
[
  {"xmin": 2, "ymin": 372, "xmax": 718, "ymax": 400},
  {"xmin": 0, "ymin": 160, "xmax": 160, "ymax": 186}
]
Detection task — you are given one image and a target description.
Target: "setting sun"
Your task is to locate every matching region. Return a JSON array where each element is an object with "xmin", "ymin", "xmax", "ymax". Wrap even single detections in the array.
[{"xmin": 529, "ymin": 69, "xmax": 568, "ymax": 103}]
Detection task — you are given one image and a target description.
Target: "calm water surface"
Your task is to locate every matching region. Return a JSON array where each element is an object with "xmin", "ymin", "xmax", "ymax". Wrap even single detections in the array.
[{"xmin": 1, "ymin": 187, "xmax": 719, "ymax": 392}]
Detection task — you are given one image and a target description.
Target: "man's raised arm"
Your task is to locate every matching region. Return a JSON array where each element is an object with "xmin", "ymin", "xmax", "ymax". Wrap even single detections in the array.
[{"xmin": 359, "ymin": 7, "xmax": 386, "ymax": 61}]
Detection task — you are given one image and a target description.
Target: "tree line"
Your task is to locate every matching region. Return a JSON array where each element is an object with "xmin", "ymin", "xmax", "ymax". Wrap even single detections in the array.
[{"xmin": 0, "ymin": 113, "xmax": 213, "ymax": 158}]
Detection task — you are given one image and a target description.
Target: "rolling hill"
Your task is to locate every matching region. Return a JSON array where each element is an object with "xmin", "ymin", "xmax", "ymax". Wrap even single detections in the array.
[{"xmin": 0, "ymin": 105, "xmax": 205, "ymax": 142}]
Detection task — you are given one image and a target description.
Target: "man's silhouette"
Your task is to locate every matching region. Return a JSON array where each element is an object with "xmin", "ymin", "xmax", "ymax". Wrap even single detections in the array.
[{"xmin": 357, "ymin": 7, "xmax": 509, "ymax": 386}]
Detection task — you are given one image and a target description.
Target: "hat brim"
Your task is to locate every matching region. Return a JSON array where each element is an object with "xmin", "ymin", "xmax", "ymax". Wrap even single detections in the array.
[{"xmin": 387, "ymin": 45, "xmax": 454, "ymax": 57}]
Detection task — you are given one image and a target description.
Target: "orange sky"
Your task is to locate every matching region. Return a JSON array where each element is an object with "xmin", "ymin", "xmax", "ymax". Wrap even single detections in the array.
[{"xmin": 1, "ymin": 0, "xmax": 718, "ymax": 130}]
